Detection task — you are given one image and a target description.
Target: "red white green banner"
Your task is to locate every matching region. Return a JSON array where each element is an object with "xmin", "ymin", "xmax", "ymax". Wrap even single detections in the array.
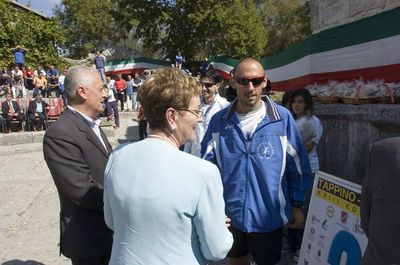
[
  {"xmin": 104, "ymin": 57, "xmax": 171, "ymax": 75},
  {"xmin": 210, "ymin": 6, "xmax": 400, "ymax": 91}
]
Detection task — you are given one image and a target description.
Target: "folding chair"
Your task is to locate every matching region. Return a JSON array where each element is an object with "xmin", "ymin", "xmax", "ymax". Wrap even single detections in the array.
[
  {"xmin": 50, "ymin": 97, "xmax": 63, "ymax": 110},
  {"xmin": 45, "ymin": 105, "xmax": 61, "ymax": 128}
]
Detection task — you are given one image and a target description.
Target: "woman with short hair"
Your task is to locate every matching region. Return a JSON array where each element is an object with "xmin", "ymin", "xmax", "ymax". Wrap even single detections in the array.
[{"xmin": 104, "ymin": 68, "xmax": 233, "ymax": 265}]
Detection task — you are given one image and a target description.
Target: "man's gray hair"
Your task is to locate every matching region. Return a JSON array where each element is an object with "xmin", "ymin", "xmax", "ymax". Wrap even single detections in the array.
[{"xmin": 64, "ymin": 67, "xmax": 101, "ymax": 102}]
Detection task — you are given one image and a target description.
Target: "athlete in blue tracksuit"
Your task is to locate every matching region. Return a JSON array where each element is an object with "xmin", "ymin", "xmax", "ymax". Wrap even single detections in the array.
[
  {"xmin": 200, "ymin": 57, "xmax": 312, "ymax": 265},
  {"xmin": 201, "ymin": 97, "xmax": 312, "ymax": 232}
]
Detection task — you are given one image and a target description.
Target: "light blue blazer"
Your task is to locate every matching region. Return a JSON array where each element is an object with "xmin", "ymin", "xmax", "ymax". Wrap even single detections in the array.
[{"xmin": 104, "ymin": 138, "xmax": 233, "ymax": 265}]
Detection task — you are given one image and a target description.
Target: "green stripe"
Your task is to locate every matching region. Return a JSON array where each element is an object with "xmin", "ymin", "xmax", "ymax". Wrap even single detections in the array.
[
  {"xmin": 106, "ymin": 57, "xmax": 170, "ymax": 67},
  {"xmin": 219, "ymin": 7, "xmax": 400, "ymax": 70},
  {"xmin": 262, "ymin": 37, "xmax": 312, "ymax": 69},
  {"xmin": 314, "ymin": 6, "xmax": 400, "ymax": 53}
]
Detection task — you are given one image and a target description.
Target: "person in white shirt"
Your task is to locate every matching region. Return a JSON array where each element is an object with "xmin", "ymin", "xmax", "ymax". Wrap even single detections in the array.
[
  {"xmin": 105, "ymin": 76, "xmax": 119, "ymax": 128},
  {"xmin": 184, "ymin": 69, "xmax": 230, "ymax": 157},
  {"xmin": 131, "ymin": 73, "xmax": 143, "ymax": 111},
  {"xmin": 287, "ymin": 88, "xmax": 323, "ymax": 262},
  {"xmin": 59, "ymin": 69, "xmax": 67, "ymax": 106}
]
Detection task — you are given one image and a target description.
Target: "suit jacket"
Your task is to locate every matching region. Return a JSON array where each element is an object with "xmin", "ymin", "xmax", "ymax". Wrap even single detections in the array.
[
  {"xmin": 2, "ymin": 100, "xmax": 21, "ymax": 116},
  {"xmin": 43, "ymin": 108, "xmax": 113, "ymax": 259},
  {"xmin": 28, "ymin": 100, "xmax": 49, "ymax": 115},
  {"xmin": 361, "ymin": 137, "xmax": 400, "ymax": 265}
]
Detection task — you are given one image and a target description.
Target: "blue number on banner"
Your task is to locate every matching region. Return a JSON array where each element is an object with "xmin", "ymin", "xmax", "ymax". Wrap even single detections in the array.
[{"xmin": 328, "ymin": 230, "xmax": 361, "ymax": 265}]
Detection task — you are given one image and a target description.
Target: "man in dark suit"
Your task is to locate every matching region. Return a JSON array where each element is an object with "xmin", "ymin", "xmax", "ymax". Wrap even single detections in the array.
[
  {"xmin": 1, "ymin": 92, "xmax": 24, "ymax": 133},
  {"xmin": 43, "ymin": 67, "xmax": 112, "ymax": 265},
  {"xmin": 361, "ymin": 137, "xmax": 400, "ymax": 265},
  {"xmin": 28, "ymin": 93, "xmax": 49, "ymax": 131}
]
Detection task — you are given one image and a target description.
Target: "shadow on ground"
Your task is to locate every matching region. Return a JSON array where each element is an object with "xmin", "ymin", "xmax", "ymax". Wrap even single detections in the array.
[
  {"xmin": 125, "ymin": 123, "xmax": 139, "ymax": 139},
  {"xmin": 2, "ymin": 260, "xmax": 45, "ymax": 265}
]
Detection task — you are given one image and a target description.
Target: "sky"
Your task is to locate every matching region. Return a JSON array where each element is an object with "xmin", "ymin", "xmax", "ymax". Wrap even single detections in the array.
[{"xmin": 16, "ymin": 0, "xmax": 60, "ymax": 17}]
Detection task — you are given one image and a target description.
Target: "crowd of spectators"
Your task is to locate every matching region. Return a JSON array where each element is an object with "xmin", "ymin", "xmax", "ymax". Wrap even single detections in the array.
[
  {"xmin": 1, "ymin": 46, "xmax": 158, "ymax": 133},
  {"xmin": 0, "ymin": 63, "xmax": 69, "ymax": 132},
  {"xmin": 1, "ymin": 53, "xmax": 215, "ymax": 134}
]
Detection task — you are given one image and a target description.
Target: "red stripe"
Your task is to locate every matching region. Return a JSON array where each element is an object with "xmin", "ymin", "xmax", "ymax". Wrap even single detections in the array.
[
  {"xmin": 105, "ymin": 68, "xmax": 146, "ymax": 75},
  {"xmin": 215, "ymin": 69, "xmax": 232, "ymax": 80},
  {"xmin": 272, "ymin": 64, "xmax": 400, "ymax": 91}
]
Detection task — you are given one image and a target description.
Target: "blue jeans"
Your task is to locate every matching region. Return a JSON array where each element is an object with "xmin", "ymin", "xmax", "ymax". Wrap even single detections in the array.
[
  {"xmin": 131, "ymin": 92, "xmax": 138, "ymax": 110},
  {"xmin": 97, "ymin": 68, "xmax": 105, "ymax": 82}
]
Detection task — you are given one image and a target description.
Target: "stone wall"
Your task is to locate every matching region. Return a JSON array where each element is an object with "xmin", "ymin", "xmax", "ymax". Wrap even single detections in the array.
[
  {"xmin": 314, "ymin": 103, "xmax": 400, "ymax": 184},
  {"xmin": 311, "ymin": 0, "xmax": 400, "ymax": 32}
]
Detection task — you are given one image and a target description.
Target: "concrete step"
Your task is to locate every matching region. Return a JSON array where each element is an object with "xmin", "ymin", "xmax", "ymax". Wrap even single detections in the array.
[
  {"xmin": 0, "ymin": 131, "xmax": 45, "ymax": 146},
  {"xmin": 0, "ymin": 142, "xmax": 43, "ymax": 156}
]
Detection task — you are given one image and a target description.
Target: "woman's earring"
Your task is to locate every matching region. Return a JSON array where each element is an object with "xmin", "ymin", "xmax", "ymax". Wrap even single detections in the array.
[{"xmin": 170, "ymin": 125, "xmax": 176, "ymax": 130}]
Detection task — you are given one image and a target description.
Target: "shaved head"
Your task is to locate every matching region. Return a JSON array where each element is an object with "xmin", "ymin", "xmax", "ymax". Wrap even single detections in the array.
[{"xmin": 234, "ymin": 57, "xmax": 264, "ymax": 77}]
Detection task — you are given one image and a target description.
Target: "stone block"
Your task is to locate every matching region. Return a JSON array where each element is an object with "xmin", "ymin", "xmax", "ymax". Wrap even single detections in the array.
[
  {"xmin": 348, "ymin": 0, "xmax": 384, "ymax": 17},
  {"xmin": 314, "ymin": 103, "xmax": 400, "ymax": 183},
  {"xmin": 319, "ymin": 1, "xmax": 347, "ymax": 28}
]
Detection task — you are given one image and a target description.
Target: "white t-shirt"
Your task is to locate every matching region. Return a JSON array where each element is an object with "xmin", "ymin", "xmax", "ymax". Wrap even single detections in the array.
[
  {"xmin": 296, "ymin": 114, "xmax": 323, "ymax": 173},
  {"xmin": 58, "ymin": 75, "xmax": 65, "ymax": 85},
  {"xmin": 236, "ymin": 104, "xmax": 266, "ymax": 142},
  {"xmin": 107, "ymin": 88, "xmax": 116, "ymax": 102}
]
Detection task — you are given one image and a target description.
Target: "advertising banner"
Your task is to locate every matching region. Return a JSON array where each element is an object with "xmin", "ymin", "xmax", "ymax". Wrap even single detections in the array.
[{"xmin": 298, "ymin": 171, "xmax": 368, "ymax": 265}]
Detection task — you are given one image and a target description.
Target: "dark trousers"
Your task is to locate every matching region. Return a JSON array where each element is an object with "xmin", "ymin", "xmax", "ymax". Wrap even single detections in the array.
[
  {"xmin": 106, "ymin": 101, "xmax": 119, "ymax": 127},
  {"xmin": 139, "ymin": 119, "xmax": 147, "ymax": 140},
  {"xmin": 71, "ymin": 256, "xmax": 110, "ymax": 265},
  {"xmin": 5, "ymin": 113, "xmax": 24, "ymax": 131},
  {"xmin": 24, "ymin": 78, "xmax": 33, "ymax": 90},
  {"xmin": 34, "ymin": 86, "xmax": 46, "ymax": 97},
  {"xmin": 117, "ymin": 92, "xmax": 125, "ymax": 111},
  {"xmin": 29, "ymin": 112, "xmax": 46, "ymax": 130}
]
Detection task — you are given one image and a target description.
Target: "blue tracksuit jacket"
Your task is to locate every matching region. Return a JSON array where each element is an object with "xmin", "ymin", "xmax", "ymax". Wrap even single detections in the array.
[{"xmin": 201, "ymin": 97, "xmax": 312, "ymax": 233}]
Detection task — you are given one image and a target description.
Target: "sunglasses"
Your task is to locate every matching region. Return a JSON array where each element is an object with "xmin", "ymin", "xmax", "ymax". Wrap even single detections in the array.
[
  {"xmin": 201, "ymin": 82, "xmax": 215, "ymax": 89},
  {"xmin": 235, "ymin": 76, "xmax": 265, "ymax": 86}
]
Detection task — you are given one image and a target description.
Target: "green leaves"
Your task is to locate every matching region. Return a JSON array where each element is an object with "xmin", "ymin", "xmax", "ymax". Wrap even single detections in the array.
[
  {"xmin": 54, "ymin": 0, "xmax": 116, "ymax": 59},
  {"xmin": 0, "ymin": 0, "xmax": 310, "ymax": 67},
  {"xmin": 0, "ymin": 0, "xmax": 65, "ymax": 68},
  {"xmin": 113, "ymin": 0, "xmax": 268, "ymax": 61},
  {"xmin": 261, "ymin": 0, "xmax": 311, "ymax": 55}
]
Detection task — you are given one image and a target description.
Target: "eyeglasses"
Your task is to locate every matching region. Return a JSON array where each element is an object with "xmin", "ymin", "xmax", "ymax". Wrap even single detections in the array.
[
  {"xmin": 235, "ymin": 76, "xmax": 265, "ymax": 86},
  {"xmin": 177, "ymin": 108, "xmax": 203, "ymax": 118}
]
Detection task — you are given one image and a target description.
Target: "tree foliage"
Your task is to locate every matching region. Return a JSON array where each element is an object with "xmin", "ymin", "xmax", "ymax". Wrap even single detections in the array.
[
  {"xmin": 54, "ymin": 0, "xmax": 116, "ymax": 59},
  {"xmin": 212, "ymin": 0, "xmax": 267, "ymax": 58},
  {"xmin": 113, "ymin": 0, "xmax": 267, "ymax": 61},
  {"xmin": 0, "ymin": 0, "xmax": 66, "ymax": 68},
  {"xmin": 259, "ymin": 0, "xmax": 311, "ymax": 55},
  {"xmin": 47, "ymin": 0, "xmax": 310, "ymax": 62}
]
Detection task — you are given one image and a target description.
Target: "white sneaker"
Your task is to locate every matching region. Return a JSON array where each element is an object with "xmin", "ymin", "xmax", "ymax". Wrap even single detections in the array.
[
  {"xmin": 291, "ymin": 249, "xmax": 300, "ymax": 264},
  {"xmin": 281, "ymin": 243, "xmax": 290, "ymax": 254}
]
